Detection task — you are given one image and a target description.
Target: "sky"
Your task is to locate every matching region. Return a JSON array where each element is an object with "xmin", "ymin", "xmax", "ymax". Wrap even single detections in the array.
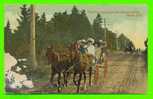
[{"xmin": 5, "ymin": 4, "xmax": 147, "ymax": 49}]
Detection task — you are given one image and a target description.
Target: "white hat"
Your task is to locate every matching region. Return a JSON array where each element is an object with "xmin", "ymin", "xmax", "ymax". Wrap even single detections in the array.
[
  {"xmin": 99, "ymin": 40, "xmax": 103, "ymax": 43},
  {"xmin": 87, "ymin": 38, "xmax": 94, "ymax": 43},
  {"xmin": 81, "ymin": 39, "xmax": 86, "ymax": 43}
]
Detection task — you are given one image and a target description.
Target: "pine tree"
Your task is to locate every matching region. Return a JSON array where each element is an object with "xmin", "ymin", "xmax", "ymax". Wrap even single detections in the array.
[
  {"xmin": 80, "ymin": 9, "xmax": 93, "ymax": 37},
  {"xmin": 69, "ymin": 6, "xmax": 81, "ymax": 39},
  {"xmin": 13, "ymin": 4, "xmax": 31, "ymax": 57},
  {"xmin": 106, "ymin": 30, "xmax": 117, "ymax": 50},
  {"xmin": 36, "ymin": 12, "xmax": 47, "ymax": 55},
  {"xmin": 93, "ymin": 13, "xmax": 104, "ymax": 39},
  {"xmin": 4, "ymin": 20, "xmax": 12, "ymax": 52},
  {"xmin": 69, "ymin": 6, "xmax": 93, "ymax": 40},
  {"xmin": 72, "ymin": 6, "xmax": 79, "ymax": 15}
]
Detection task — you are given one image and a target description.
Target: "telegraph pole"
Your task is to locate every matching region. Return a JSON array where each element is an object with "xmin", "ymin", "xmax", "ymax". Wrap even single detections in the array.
[
  {"xmin": 103, "ymin": 18, "xmax": 107, "ymax": 42},
  {"xmin": 30, "ymin": 5, "xmax": 37, "ymax": 68},
  {"xmin": 116, "ymin": 33, "xmax": 119, "ymax": 50},
  {"xmin": 116, "ymin": 37, "xmax": 119, "ymax": 50}
]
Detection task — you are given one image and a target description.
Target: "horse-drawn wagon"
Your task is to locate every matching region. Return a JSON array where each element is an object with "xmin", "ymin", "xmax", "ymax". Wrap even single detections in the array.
[{"xmin": 46, "ymin": 38, "xmax": 108, "ymax": 93}]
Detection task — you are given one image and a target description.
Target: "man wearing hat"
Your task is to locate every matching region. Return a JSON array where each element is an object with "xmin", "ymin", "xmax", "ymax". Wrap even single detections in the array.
[
  {"xmin": 79, "ymin": 39, "xmax": 88, "ymax": 54},
  {"xmin": 98, "ymin": 40, "xmax": 107, "ymax": 63}
]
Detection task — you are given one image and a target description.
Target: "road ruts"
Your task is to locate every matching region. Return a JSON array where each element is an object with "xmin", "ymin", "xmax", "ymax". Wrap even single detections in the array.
[
  {"xmin": 95, "ymin": 53, "xmax": 137, "ymax": 92},
  {"xmin": 88, "ymin": 52, "xmax": 147, "ymax": 94},
  {"xmin": 115, "ymin": 53, "xmax": 147, "ymax": 93},
  {"xmin": 115, "ymin": 54, "xmax": 140, "ymax": 93}
]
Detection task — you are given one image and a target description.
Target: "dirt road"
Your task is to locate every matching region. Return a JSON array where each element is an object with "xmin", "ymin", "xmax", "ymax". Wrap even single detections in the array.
[
  {"xmin": 85, "ymin": 51, "xmax": 147, "ymax": 93},
  {"xmin": 7, "ymin": 51, "xmax": 147, "ymax": 94}
]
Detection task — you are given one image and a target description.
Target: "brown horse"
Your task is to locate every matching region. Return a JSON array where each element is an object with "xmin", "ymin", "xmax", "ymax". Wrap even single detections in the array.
[
  {"xmin": 70, "ymin": 42, "xmax": 94, "ymax": 93},
  {"xmin": 73, "ymin": 53, "xmax": 94, "ymax": 93},
  {"xmin": 46, "ymin": 45, "xmax": 78, "ymax": 92}
]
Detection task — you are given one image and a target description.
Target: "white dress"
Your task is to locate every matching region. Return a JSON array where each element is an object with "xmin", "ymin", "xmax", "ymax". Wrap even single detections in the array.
[{"xmin": 87, "ymin": 45, "xmax": 96, "ymax": 64}]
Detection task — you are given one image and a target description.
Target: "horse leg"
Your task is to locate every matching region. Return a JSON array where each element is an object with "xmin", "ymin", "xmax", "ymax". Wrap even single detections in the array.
[
  {"xmin": 83, "ymin": 72, "xmax": 87, "ymax": 90},
  {"xmin": 57, "ymin": 73, "xmax": 62, "ymax": 93},
  {"xmin": 63, "ymin": 72, "xmax": 66, "ymax": 87},
  {"xmin": 50, "ymin": 71, "xmax": 55, "ymax": 86},
  {"xmin": 77, "ymin": 73, "xmax": 82, "ymax": 93},
  {"xmin": 89, "ymin": 67, "xmax": 92, "ymax": 86},
  {"xmin": 65, "ymin": 72, "xmax": 70, "ymax": 86},
  {"xmin": 73, "ymin": 72, "xmax": 77, "ymax": 86},
  {"xmin": 63, "ymin": 72, "xmax": 69, "ymax": 87}
]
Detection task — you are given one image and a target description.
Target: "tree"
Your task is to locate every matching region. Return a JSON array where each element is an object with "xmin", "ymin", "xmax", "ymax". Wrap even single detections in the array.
[
  {"xmin": 4, "ymin": 20, "xmax": 12, "ymax": 52},
  {"xmin": 93, "ymin": 13, "xmax": 104, "ymax": 39},
  {"xmin": 144, "ymin": 38, "xmax": 148, "ymax": 48},
  {"xmin": 14, "ymin": 4, "xmax": 31, "ymax": 40},
  {"xmin": 48, "ymin": 6, "xmax": 93, "ymax": 43},
  {"xmin": 118, "ymin": 34, "xmax": 126, "ymax": 50},
  {"xmin": 51, "ymin": 11, "xmax": 69, "ymax": 35},
  {"xmin": 69, "ymin": 6, "xmax": 81, "ymax": 39},
  {"xmin": 72, "ymin": 6, "xmax": 79, "ymax": 15},
  {"xmin": 80, "ymin": 9, "xmax": 93, "ymax": 37},
  {"xmin": 35, "ymin": 12, "xmax": 51, "ymax": 58},
  {"xmin": 144, "ymin": 38, "xmax": 148, "ymax": 67},
  {"xmin": 69, "ymin": 6, "xmax": 93, "ymax": 40},
  {"xmin": 106, "ymin": 30, "xmax": 117, "ymax": 50},
  {"xmin": 13, "ymin": 4, "xmax": 31, "ymax": 58},
  {"xmin": 36, "ymin": 12, "xmax": 47, "ymax": 46}
]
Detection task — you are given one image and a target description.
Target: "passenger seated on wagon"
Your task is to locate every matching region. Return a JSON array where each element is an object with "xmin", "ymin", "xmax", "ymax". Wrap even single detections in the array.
[
  {"xmin": 98, "ymin": 40, "xmax": 107, "ymax": 63},
  {"xmin": 86, "ymin": 38, "xmax": 96, "ymax": 65},
  {"xmin": 79, "ymin": 39, "xmax": 88, "ymax": 54}
]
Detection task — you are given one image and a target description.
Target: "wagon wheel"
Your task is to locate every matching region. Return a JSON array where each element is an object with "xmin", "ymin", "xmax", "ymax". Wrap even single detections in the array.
[
  {"xmin": 94, "ymin": 54, "xmax": 108, "ymax": 84},
  {"xmin": 99, "ymin": 53, "xmax": 108, "ymax": 79},
  {"xmin": 103, "ymin": 57, "xmax": 108, "ymax": 79},
  {"xmin": 94, "ymin": 64, "xmax": 99, "ymax": 84}
]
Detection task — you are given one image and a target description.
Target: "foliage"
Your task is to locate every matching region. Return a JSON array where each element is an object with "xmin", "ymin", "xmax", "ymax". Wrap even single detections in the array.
[{"xmin": 4, "ymin": 20, "xmax": 12, "ymax": 52}]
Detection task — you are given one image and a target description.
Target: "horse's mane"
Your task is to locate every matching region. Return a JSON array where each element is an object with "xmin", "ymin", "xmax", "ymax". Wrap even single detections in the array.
[{"xmin": 46, "ymin": 45, "xmax": 74, "ymax": 64}]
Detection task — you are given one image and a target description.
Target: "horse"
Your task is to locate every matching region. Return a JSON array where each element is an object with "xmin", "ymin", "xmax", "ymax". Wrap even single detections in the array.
[
  {"xmin": 70, "ymin": 42, "xmax": 94, "ymax": 93},
  {"xmin": 46, "ymin": 45, "xmax": 74, "ymax": 92},
  {"xmin": 73, "ymin": 53, "xmax": 94, "ymax": 93},
  {"xmin": 46, "ymin": 43, "xmax": 81, "ymax": 92}
]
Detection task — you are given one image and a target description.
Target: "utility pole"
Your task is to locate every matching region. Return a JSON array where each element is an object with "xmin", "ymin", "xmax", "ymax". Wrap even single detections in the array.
[
  {"xmin": 116, "ymin": 37, "xmax": 118, "ymax": 50},
  {"xmin": 103, "ymin": 18, "xmax": 107, "ymax": 42},
  {"xmin": 116, "ymin": 33, "xmax": 119, "ymax": 50},
  {"xmin": 30, "ymin": 5, "xmax": 37, "ymax": 68}
]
